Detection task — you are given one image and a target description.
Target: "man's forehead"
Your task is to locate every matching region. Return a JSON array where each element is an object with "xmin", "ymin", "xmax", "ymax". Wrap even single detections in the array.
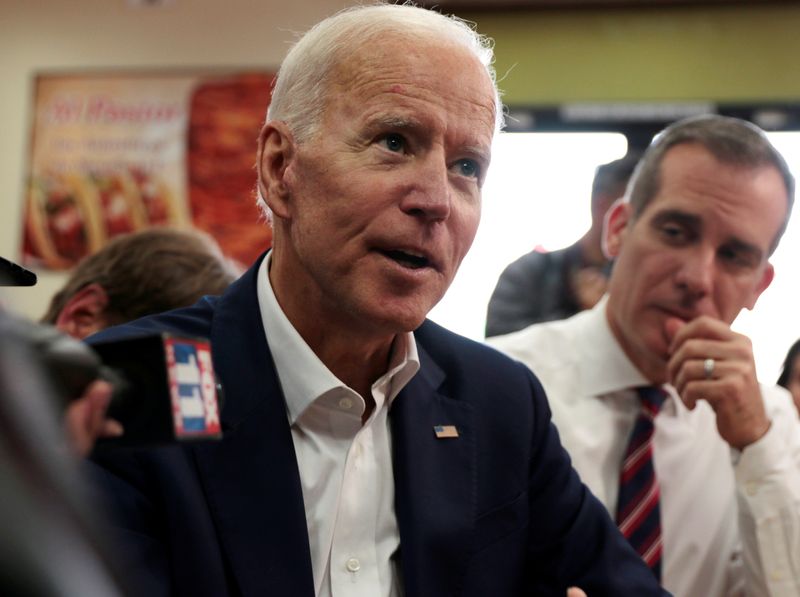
[
  {"xmin": 657, "ymin": 144, "xmax": 785, "ymax": 201},
  {"xmin": 327, "ymin": 41, "xmax": 496, "ymax": 137},
  {"xmin": 641, "ymin": 168, "xmax": 787, "ymax": 256},
  {"xmin": 659, "ymin": 142, "xmax": 786, "ymax": 188},
  {"xmin": 336, "ymin": 35, "xmax": 494, "ymax": 99}
]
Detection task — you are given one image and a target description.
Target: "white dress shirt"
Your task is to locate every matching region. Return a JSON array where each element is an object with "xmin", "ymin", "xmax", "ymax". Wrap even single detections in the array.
[
  {"xmin": 256, "ymin": 254, "xmax": 420, "ymax": 597},
  {"xmin": 488, "ymin": 297, "xmax": 800, "ymax": 597}
]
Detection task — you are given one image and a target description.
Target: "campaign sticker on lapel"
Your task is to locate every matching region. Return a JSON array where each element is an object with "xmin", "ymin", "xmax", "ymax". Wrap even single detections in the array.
[{"xmin": 434, "ymin": 424, "xmax": 459, "ymax": 439}]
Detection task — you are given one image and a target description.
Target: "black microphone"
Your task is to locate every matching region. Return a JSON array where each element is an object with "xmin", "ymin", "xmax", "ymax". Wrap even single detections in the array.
[
  {"xmin": 0, "ymin": 256, "xmax": 37, "ymax": 286},
  {"xmin": 2, "ymin": 316, "xmax": 223, "ymax": 446},
  {"xmin": 92, "ymin": 333, "xmax": 224, "ymax": 446}
]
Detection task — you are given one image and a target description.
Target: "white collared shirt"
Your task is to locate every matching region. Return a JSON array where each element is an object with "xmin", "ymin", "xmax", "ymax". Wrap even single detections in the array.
[
  {"xmin": 256, "ymin": 254, "xmax": 420, "ymax": 597},
  {"xmin": 489, "ymin": 297, "xmax": 800, "ymax": 597}
]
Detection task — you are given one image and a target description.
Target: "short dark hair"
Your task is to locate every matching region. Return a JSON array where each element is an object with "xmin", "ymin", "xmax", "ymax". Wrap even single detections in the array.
[
  {"xmin": 591, "ymin": 152, "xmax": 642, "ymax": 219},
  {"xmin": 778, "ymin": 338, "xmax": 800, "ymax": 389},
  {"xmin": 592, "ymin": 152, "xmax": 641, "ymax": 202},
  {"xmin": 41, "ymin": 227, "xmax": 237, "ymax": 326},
  {"xmin": 627, "ymin": 115, "xmax": 795, "ymax": 254}
]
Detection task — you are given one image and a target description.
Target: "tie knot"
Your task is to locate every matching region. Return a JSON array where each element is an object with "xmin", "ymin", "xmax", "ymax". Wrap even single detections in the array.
[{"xmin": 636, "ymin": 386, "xmax": 667, "ymax": 415}]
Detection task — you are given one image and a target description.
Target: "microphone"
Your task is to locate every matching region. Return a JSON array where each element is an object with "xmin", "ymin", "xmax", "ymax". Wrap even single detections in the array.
[
  {"xmin": 2, "ymin": 315, "xmax": 223, "ymax": 446},
  {"xmin": 0, "ymin": 256, "xmax": 37, "ymax": 286},
  {"xmin": 93, "ymin": 333, "xmax": 224, "ymax": 446}
]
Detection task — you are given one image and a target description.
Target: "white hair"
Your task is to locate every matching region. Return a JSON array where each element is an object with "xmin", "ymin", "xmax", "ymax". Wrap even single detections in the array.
[
  {"xmin": 257, "ymin": 2, "xmax": 503, "ymax": 220},
  {"xmin": 269, "ymin": 2, "xmax": 502, "ymax": 140}
]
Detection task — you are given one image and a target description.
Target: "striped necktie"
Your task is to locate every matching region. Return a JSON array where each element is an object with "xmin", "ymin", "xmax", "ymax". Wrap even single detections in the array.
[{"xmin": 616, "ymin": 385, "xmax": 667, "ymax": 581}]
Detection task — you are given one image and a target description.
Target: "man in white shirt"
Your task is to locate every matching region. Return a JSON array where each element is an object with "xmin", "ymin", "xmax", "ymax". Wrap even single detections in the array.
[
  {"xmin": 490, "ymin": 114, "xmax": 800, "ymax": 597},
  {"xmin": 84, "ymin": 4, "xmax": 666, "ymax": 596}
]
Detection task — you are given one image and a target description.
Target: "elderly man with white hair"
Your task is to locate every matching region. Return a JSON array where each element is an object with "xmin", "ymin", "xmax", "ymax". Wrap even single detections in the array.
[{"xmin": 86, "ymin": 4, "xmax": 666, "ymax": 596}]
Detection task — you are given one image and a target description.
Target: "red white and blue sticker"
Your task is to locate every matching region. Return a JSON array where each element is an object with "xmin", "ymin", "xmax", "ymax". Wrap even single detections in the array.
[{"xmin": 165, "ymin": 337, "xmax": 222, "ymax": 439}]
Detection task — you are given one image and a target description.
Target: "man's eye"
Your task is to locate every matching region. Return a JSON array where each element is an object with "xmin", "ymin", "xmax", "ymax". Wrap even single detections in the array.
[
  {"xmin": 719, "ymin": 246, "xmax": 756, "ymax": 268},
  {"xmin": 380, "ymin": 133, "xmax": 406, "ymax": 153},
  {"xmin": 660, "ymin": 224, "xmax": 688, "ymax": 243},
  {"xmin": 456, "ymin": 159, "xmax": 480, "ymax": 179}
]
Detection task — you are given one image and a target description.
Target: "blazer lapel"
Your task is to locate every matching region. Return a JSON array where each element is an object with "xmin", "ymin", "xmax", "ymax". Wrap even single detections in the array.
[
  {"xmin": 391, "ymin": 342, "xmax": 476, "ymax": 597},
  {"xmin": 191, "ymin": 258, "xmax": 315, "ymax": 597}
]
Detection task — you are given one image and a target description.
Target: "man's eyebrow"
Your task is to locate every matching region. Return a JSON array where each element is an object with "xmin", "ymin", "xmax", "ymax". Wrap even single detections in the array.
[
  {"xmin": 651, "ymin": 209, "xmax": 764, "ymax": 259},
  {"xmin": 463, "ymin": 144, "xmax": 492, "ymax": 165},
  {"xmin": 366, "ymin": 114, "xmax": 422, "ymax": 130},
  {"xmin": 722, "ymin": 237, "xmax": 764, "ymax": 261},
  {"xmin": 363, "ymin": 114, "xmax": 492, "ymax": 162},
  {"xmin": 649, "ymin": 209, "xmax": 701, "ymax": 230}
]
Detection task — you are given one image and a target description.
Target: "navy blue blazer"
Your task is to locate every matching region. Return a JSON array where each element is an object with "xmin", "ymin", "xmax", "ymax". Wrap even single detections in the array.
[{"xmin": 87, "ymin": 254, "xmax": 668, "ymax": 597}]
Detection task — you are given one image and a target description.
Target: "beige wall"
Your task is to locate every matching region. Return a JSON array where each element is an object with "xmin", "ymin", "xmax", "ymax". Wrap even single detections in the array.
[{"xmin": 2, "ymin": 1, "xmax": 798, "ymax": 320}]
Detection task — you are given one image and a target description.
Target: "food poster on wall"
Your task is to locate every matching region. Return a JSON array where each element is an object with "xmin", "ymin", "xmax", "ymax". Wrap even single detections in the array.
[{"xmin": 22, "ymin": 72, "xmax": 275, "ymax": 271}]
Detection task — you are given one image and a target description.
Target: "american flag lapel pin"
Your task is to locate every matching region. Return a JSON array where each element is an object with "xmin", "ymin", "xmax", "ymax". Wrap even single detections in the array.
[{"xmin": 434, "ymin": 424, "xmax": 459, "ymax": 439}]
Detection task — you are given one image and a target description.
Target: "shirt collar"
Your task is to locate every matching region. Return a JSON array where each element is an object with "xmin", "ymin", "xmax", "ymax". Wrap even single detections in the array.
[
  {"xmin": 256, "ymin": 252, "xmax": 419, "ymax": 424},
  {"xmin": 571, "ymin": 296, "xmax": 648, "ymax": 396}
]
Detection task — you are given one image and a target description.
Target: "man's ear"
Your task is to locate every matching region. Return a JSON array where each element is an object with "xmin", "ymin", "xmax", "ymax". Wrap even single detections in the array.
[
  {"xmin": 602, "ymin": 198, "xmax": 632, "ymax": 259},
  {"xmin": 55, "ymin": 283, "xmax": 109, "ymax": 340},
  {"xmin": 257, "ymin": 121, "xmax": 295, "ymax": 220},
  {"xmin": 746, "ymin": 262, "xmax": 775, "ymax": 310}
]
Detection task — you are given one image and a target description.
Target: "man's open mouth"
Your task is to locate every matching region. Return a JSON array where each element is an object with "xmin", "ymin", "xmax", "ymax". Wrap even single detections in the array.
[{"xmin": 381, "ymin": 249, "xmax": 431, "ymax": 270}]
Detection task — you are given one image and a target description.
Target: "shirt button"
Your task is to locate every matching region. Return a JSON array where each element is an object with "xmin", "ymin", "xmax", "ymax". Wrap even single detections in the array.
[
  {"xmin": 339, "ymin": 397, "xmax": 353, "ymax": 410},
  {"xmin": 345, "ymin": 557, "xmax": 361, "ymax": 573}
]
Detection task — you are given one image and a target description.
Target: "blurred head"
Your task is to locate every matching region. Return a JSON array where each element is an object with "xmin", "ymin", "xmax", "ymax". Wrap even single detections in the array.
[
  {"xmin": 42, "ymin": 227, "xmax": 238, "ymax": 338},
  {"xmin": 603, "ymin": 115, "xmax": 793, "ymax": 382},
  {"xmin": 256, "ymin": 3, "xmax": 499, "ymax": 341},
  {"xmin": 590, "ymin": 152, "xmax": 641, "ymax": 226},
  {"xmin": 777, "ymin": 339, "xmax": 800, "ymax": 414}
]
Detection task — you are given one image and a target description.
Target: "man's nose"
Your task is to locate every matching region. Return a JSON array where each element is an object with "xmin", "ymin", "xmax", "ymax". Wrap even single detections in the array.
[
  {"xmin": 675, "ymin": 248, "xmax": 715, "ymax": 298},
  {"xmin": 399, "ymin": 154, "xmax": 451, "ymax": 221}
]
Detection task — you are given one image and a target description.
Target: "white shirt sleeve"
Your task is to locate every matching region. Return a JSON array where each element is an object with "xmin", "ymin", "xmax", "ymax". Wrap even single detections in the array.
[{"xmin": 734, "ymin": 385, "xmax": 800, "ymax": 597}]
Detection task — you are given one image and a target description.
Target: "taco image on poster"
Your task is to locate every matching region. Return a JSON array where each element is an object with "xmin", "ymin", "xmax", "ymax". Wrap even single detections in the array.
[
  {"xmin": 24, "ymin": 172, "xmax": 105, "ymax": 270},
  {"xmin": 129, "ymin": 167, "xmax": 182, "ymax": 226},
  {"xmin": 91, "ymin": 168, "xmax": 184, "ymax": 233},
  {"xmin": 24, "ymin": 168, "xmax": 186, "ymax": 270},
  {"xmin": 88, "ymin": 170, "xmax": 148, "ymax": 236}
]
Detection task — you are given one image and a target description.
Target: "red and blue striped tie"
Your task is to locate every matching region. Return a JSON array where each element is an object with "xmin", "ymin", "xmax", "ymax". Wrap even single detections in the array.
[{"xmin": 616, "ymin": 386, "xmax": 667, "ymax": 581}]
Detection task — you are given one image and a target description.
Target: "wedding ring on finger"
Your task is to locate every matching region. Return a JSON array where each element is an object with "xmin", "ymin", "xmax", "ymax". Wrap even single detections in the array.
[{"xmin": 703, "ymin": 357, "xmax": 715, "ymax": 380}]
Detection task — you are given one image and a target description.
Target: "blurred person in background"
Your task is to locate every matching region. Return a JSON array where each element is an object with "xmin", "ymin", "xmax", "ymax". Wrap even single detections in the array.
[
  {"xmin": 778, "ymin": 338, "xmax": 800, "ymax": 414},
  {"xmin": 0, "ymin": 308, "xmax": 129, "ymax": 597},
  {"xmin": 41, "ymin": 226, "xmax": 238, "ymax": 339},
  {"xmin": 486, "ymin": 152, "xmax": 641, "ymax": 337}
]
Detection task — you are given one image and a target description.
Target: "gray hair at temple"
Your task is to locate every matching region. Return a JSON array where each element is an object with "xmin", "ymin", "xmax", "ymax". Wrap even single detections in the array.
[{"xmin": 625, "ymin": 114, "xmax": 795, "ymax": 255}]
